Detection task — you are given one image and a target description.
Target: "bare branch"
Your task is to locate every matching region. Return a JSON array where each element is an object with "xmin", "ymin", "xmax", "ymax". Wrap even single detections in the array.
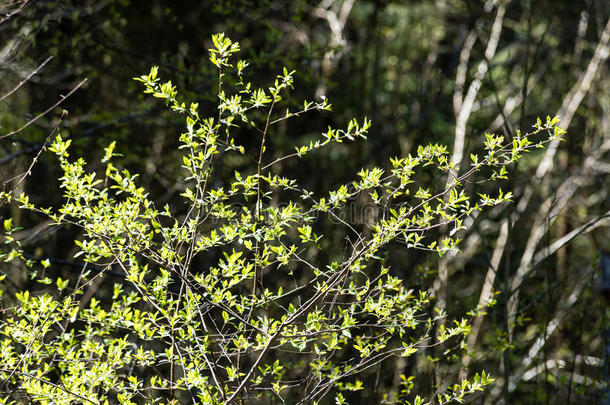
[
  {"xmin": 0, "ymin": 78, "xmax": 87, "ymax": 140},
  {"xmin": 535, "ymin": 17, "xmax": 610, "ymax": 179},
  {"xmin": 0, "ymin": 56, "xmax": 52, "ymax": 103},
  {"xmin": 311, "ymin": 0, "xmax": 356, "ymax": 98}
]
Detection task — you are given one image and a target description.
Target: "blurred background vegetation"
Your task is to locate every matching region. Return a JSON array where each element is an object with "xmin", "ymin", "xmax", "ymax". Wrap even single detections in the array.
[{"xmin": 0, "ymin": 0, "xmax": 608, "ymax": 403}]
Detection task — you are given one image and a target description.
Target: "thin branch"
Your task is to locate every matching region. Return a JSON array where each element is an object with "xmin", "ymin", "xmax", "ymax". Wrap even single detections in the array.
[
  {"xmin": 0, "ymin": 369, "xmax": 98, "ymax": 404},
  {"xmin": 507, "ymin": 263, "xmax": 596, "ymax": 393},
  {"xmin": 438, "ymin": 2, "xmax": 506, "ymax": 323},
  {"xmin": 535, "ymin": 17, "xmax": 610, "ymax": 179},
  {"xmin": 0, "ymin": 0, "xmax": 29, "ymax": 25},
  {"xmin": 453, "ymin": 30, "xmax": 477, "ymax": 116},
  {"xmin": 0, "ymin": 78, "xmax": 87, "ymax": 140},
  {"xmin": 0, "ymin": 56, "xmax": 52, "ymax": 103}
]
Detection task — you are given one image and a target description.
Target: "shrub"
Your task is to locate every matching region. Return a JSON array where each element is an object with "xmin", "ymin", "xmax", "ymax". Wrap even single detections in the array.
[{"xmin": 0, "ymin": 33, "xmax": 563, "ymax": 404}]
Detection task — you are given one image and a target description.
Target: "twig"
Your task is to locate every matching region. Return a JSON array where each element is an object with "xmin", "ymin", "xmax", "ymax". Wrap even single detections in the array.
[
  {"xmin": 0, "ymin": 56, "xmax": 52, "ymax": 103},
  {"xmin": 0, "ymin": 78, "xmax": 87, "ymax": 140}
]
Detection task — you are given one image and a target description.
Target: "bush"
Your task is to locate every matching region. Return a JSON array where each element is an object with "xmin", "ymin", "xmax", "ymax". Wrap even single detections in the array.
[{"xmin": 0, "ymin": 34, "xmax": 563, "ymax": 404}]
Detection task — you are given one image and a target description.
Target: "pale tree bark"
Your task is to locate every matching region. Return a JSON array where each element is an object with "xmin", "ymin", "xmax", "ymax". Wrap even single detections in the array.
[
  {"xmin": 0, "ymin": 0, "xmax": 29, "ymax": 24},
  {"xmin": 507, "ymin": 261, "xmax": 597, "ymax": 394},
  {"xmin": 489, "ymin": 69, "xmax": 545, "ymax": 131},
  {"xmin": 435, "ymin": 3, "xmax": 506, "ymax": 387},
  {"xmin": 436, "ymin": 2, "xmax": 506, "ymax": 323},
  {"xmin": 535, "ymin": 18, "xmax": 610, "ymax": 179},
  {"xmin": 506, "ymin": 17, "xmax": 610, "ymax": 335},
  {"xmin": 453, "ymin": 30, "xmax": 477, "ymax": 117},
  {"xmin": 459, "ymin": 16, "xmax": 610, "ymax": 384},
  {"xmin": 311, "ymin": 0, "xmax": 356, "ymax": 98}
]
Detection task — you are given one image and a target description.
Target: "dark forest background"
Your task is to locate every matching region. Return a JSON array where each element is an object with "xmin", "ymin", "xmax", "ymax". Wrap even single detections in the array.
[{"xmin": 0, "ymin": 0, "xmax": 609, "ymax": 403}]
